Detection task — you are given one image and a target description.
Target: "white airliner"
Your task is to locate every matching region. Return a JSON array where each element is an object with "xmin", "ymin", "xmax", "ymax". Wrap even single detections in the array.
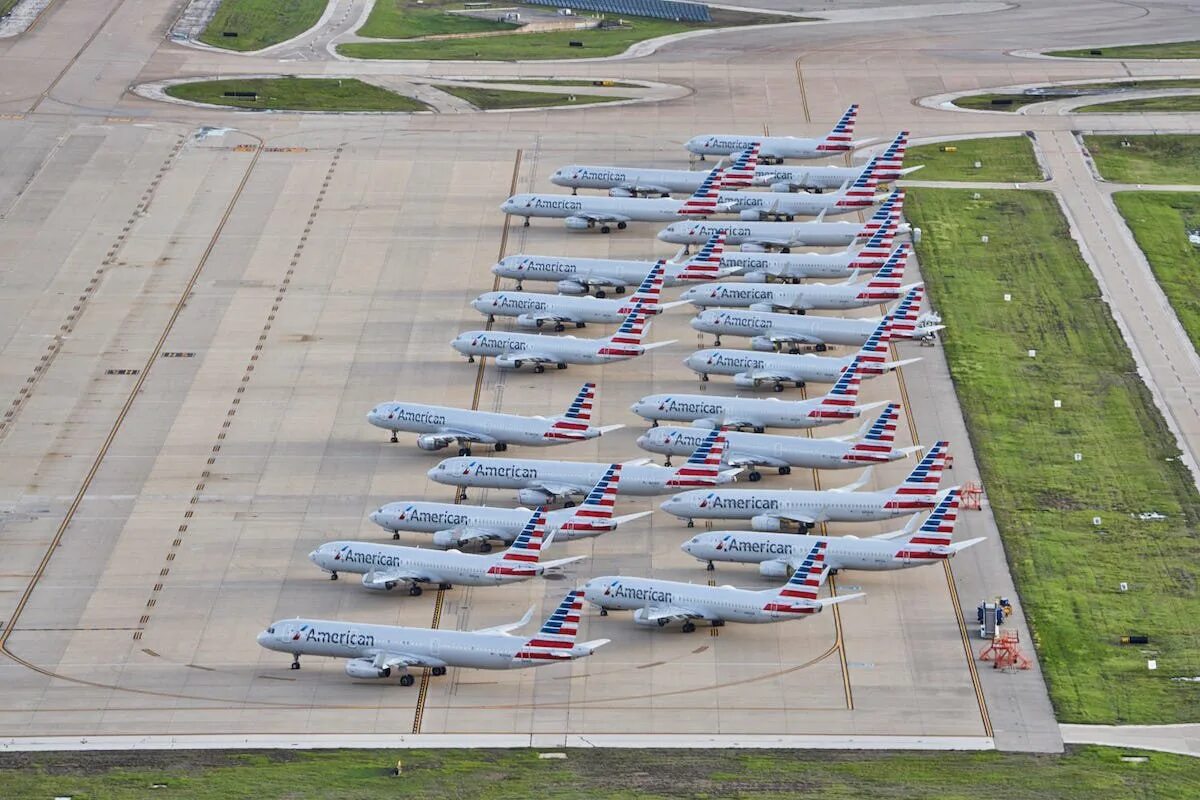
[
  {"xmin": 428, "ymin": 428, "xmax": 738, "ymax": 505},
  {"xmin": 682, "ymin": 488, "xmax": 984, "ymax": 575},
  {"xmin": 660, "ymin": 441, "xmax": 951, "ymax": 529},
  {"xmin": 686, "ymin": 104, "xmax": 870, "ymax": 163},
  {"xmin": 692, "ymin": 285, "xmax": 941, "ymax": 351},
  {"xmin": 310, "ymin": 507, "xmax": 586, "ymax": 595},
  {"xmin": 630, "ymin": 358, "xmax": 875, "ymax": 431},
  {"xmin": 582, "ymin": 540, "xmax": 862, "ymax": 632},
  {"xmin": 257, "ymin": 589, "xmax": 606, "ymax": 684},
  {"xmin": 713, "ymin": 171, "xmax": 887, "ymax": 221},
  {"xmin": 681, "ymin": 244, "xmax": 911, "ymax": 314},
  {"xmin": 718, "ymin": 224, "xmax": 899, "ymax": 282},
  {"xmin": 367, "ymin": 382, "xmax": 621, "ymax": 451},
  {"xmin": 637, "ymin": 403, "xmax": 919, "ymax": 481},
  {"xmin": 492, "ymin": 233, "xmax": 736, "ymax": 296},
  {"xmin": 751, "ymin": 131, "xmax": 919, "ymax": 191},
  {"xmin": 657, "ymin": 191, "xmax": 916, "ymax": 250},
  {"xmin": 681, "ymin": 316, "xmax": 921, "ymax": 391},
  {"xmin": 550, "ymin": 144, "xmax": 761, "ymax": 197},
  {"xmin": 472, "ymin": 261, "xmax": 686, "ymax": 331},
  {"xmin": 451, "ymin": 307, "xmax": 673, "ymax": 372},
  {"xmin": 500, "ymin": 167, "xmax": 724, "ymax": 232},
  {"xmin": 370, "ymin": 464, "xmax": 651, "ymax": 549}
]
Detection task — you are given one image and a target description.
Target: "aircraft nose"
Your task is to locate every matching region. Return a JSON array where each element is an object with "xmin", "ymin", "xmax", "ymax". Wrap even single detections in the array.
[
  {"xmin": 369, "ymin": 509, "xmax": 384, "ymax": 526},
  {"xmin": 680, "ymin": 537, "xmax": 697, "ymax": 554},
  {"xmin": 635, "ymin": 433, "xmax": 649, "ymax": 448},
  {"xmin": 256, "ymin": 630, "xmax": 270, "ymax": 648},
  {"xmin": 656, "ymin": 228, "xmax": 672, "ymax": 241},
  {"xmin": 426, "ymin": 466, "xmax": 439, "ymax": 479}
]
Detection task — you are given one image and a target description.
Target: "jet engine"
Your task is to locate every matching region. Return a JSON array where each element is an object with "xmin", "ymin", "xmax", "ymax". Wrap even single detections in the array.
[
  {"xmin": 770, "ymin": 181, "xmax": 795, "ymax": 194},
  {"xmin": 632, "ymin": 608, "xmax": 670, "ymax": 627},
  {"xmin": 417, "ymin": 434, "xmax": 450, "ymax": 452},
  {"xmin": 750, "ymin": 336, "xmax": 778, "ymax": 352},
  {"xmin": 517, "ymin": 487, "xmax": 556, "ymax": 506},
  {"xmin": 741, "ymin": 271, "xmax": 768, "ymax": 283},
  {"xmin": 345, "ymin": 658, "xmax": 391, "ymax": 679},
  {"xmin": 556, "ymin": 280, "xmax": 588, "ymax": 295},
  {"xmin": 608, "ymin": 187, "xmax": 635, "ymax": 198},
  {"xmin": 361, "ymin": 572, "xmax": 398, "ymax": 592},
  {"xmin": 516, "ymin": 314, "xmax": 544, "ymax": 329},
  {"xmin": 751, "ymin": 514, "xmax": 812, "ymax": 532},
  {"xmin": 432, "ymin": 529, "xmax": 464, "ymax": 549},
  {"xmin": 739, "ymin": 209, "xmax": 763, "ymax": 222},
  {"xmin": 758, "ymin": 559, "xmax": 791, "ymax": 578},
  {"xmin": 733, "ymin": 373, "xmax": 764, "ymax": 389},
  {"xmin": 740, "ymin": 243, "xmax": 767, "ymax": 253},
  {"xmin": 564, "ymin": 216, "xmax": 591, "ymax": 231}
]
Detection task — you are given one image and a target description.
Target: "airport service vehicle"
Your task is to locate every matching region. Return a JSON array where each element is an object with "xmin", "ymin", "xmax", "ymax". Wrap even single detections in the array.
[
  {"xmin": 691, "ymin": 285, "xmax": 941, "ymax": 351},
  {"xmin": 367, "ymin": 382, "xmax": 621, "ymax": 452},
  {"xmin": 451, "ymin": 307, "xmax": 673, "ymax": 373},
  {"xmin": 472, "ymin": 261, "xmax": 686, "ymax": 330},
  {"xmin": 492, "ymin": 233, "xmax": 736, "ymax": 296},
  {"xmin": 750, "ymin": 132, "xmax": 919, "ymax": 191},
  {"xmin": 310, "ymin": 507, "xmax": 586, "ymax": 595},
  {"xmin": 257, "ymin": 589, "xmax": 606, "ymax": 684},
  {"xmin": 550, "ymin": 144, "xmax": 760, "ymax": 197},
  {"xmin": 582, "ymin": 540, "xmax": 862, "ymax": 632},
  {"xmin": 682, "ymin": 488, "xmax": 985, "ymax": 574},
  {"xmin": 500, "ymin": 167, "xmax": 723, "ymax": 232},
  {"xmin": 637, "ymin": 403, "xmax": 919, "ymax": 481},
  {"xmin": 717, "ymin": 225, "xmax": 899, "ymax": 282},
  {"xmin": 686, "ymin": 104, "xmax": 869, "ymax": 163},
  {"xmin": 681, "ymin": 244, "xmax": 911, "ymax": 313},
  {"xmin": 370, "ymin": 464, "xmax": 651, "ymax": 549},
  {"xmin": 660, "ymin": 441, "xmax": 951, "ymax": 529},
  {"xmin": 657, "ymin": 191, "xmax": 916, "ymax": 250},
  {"xmin": 630, "ymin": 358, "xmax": 874, "ymax": 431},
  {"xmin": 427, "ymin": 428, "xmax": 739, "ymax": 505}
]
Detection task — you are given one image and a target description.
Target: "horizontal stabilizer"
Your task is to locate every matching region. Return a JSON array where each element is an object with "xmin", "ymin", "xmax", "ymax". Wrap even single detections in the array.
[
  {"xmin": 611, "ymin": 510, "xmax": 654, "ymax": 526},
  {"xmin": 897, "ymin": 165, "xmax": 925, "ymax": 177},
  {"xmin": 659, "ymin": 300, "xmax": 693, "ymax": 311},
  {"xmin": 882, "ymin": 357, "xmax": 923, "ymax": 370},
  {"xmin": 621, "ymin": 457, "xmax": 654, "ymax": 467},
  {"xmin": 596, "ymin": 424, "xmax": 626, "ymax": 435},
  {"xmin": 540, "ymin": 554, "xmax": 589, "ymax": 570},
  {"xmin": 818, "ymin": 592, "xmax": 866, "ymax": 607},
  {"xmin": 641, "ymin": 340, "xmax": 678, "ymax": 351},
  {"xmin": 951, "ymin": 537, "xmax": 987, "ymax": 554},
  {"xmin": 577, "ymin": 638, "xmax": 611, "ymax": 654},
  {"xmin": 849, "ymin": 137, "xmax": 883, "ymax": 150},
  {"xmin": 872, "ymin": 513, "xmax": 923, "ymax": 540},
  {"xmin": 856, "ymin": 400, "xmax": 893, "ymax": 414}
]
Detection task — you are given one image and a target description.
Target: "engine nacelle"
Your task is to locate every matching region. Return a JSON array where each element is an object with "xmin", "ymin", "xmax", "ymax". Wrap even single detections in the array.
[
  {"xmin": 770, "ymin": 181, "xmax": 794, "ymax": 194},
  {"xmin": 608, "ymin": 187, "xmax": 635, "ymax": 198},
  {"xmin": 632, "ymin": 608, "xmax": 667, "ymax": 627},
  {"xmin": 361, "ymin": 573, "xmax": 397, "ymax": 592},
  {"xmin": 564, "ymin": 215, "xmax": 591, "ymax": 231},
  {"xmin": 758, "ymin": 559, "xmax": 791, "ymax": 578},
  {"xmin": 345, "ymin": 658, "xmax": 391, "ymax": 679},
  {"xmin": 494, "ymin": 353, "xmax": 521, "ymax": 369},
  {"xmin": 432, "ymin": 529, "xmax": 463, "ymax": 549},
  {"xmin": 750, "ymin": 336, "xmax": 778, "ymax": 352},
  {"xmin": 750, "ymin": 514, "xmax": 788, "ymax": 532},
  {"xmin": 742, "ymin": 271, "xmax": 768, "ymax": 283},
  {"xmin": 518, "ymin": 487, "xmax": 556, "ymax": 506},
  {"xmin": 515, "ymin": 314, "xmax": 543, "ymax": 329},
  {"xmin": 733, "ymin": 372, "xmax": 761, "ymax": 389},
  {"xmin": 740, "ymin": 242, "xmax": 767, "ymax": 253},
  {"xmin": 739, "ymin": 209, "xmax": 763, "ymax": 222},
  {"xmin": 556, "ymin": 279, "xmax": 588, "ymax": 295},
  {"xmin": 417, "ymin": 434, "xmax": 450, "ymax": 452}
]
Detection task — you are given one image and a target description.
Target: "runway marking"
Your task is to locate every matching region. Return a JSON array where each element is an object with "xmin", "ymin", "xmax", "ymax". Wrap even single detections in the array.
[
  {"xmin": 411, "ymin": 147, "xmax": 524, "ymax": 735},
  {"xmin": 0, "ymin": 136, "xmax": 266, "ymax": 668},
  {"xmin": 28, "ymin": 0, "xmax": 131, "ymax": 114},
  {"xmin": 793, "ymin": 60, "xmax": 811, "ymax": 123}
]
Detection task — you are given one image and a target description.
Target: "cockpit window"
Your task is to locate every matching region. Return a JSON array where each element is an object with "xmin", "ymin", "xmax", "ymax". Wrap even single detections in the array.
[{"xmin": 266, "ymin": 627, "xmax": 275, "ymax": 634}]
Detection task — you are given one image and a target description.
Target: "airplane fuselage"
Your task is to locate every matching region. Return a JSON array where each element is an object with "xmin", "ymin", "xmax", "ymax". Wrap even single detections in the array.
[
  {"xmin": 451, "ymin": 330, "xmax": 643, "ymax": 366},
  {"xmin": 681, "ymin": 281, "xmax": 902, "ymax": 312},
  {"xmin": 629, "ymin": 393, "xmax": 857, "ymax": 429},
  {"xmin": 717, "ymin": 248, "xmax": 891, "ymax": 281},
  {"xmin": 501, "ymin": 193, "xmax": 705, "ymax": 223},
  {"xmin": 682, "ymin": 531, "xmax": 953, "ymax": 572},
  {"xmin": 428, "ymin": 456, "xmax": 734, "ymax": 497},
  {"xmin": 752, "ymin": 163, "xmax": 906, "ymax": 190},
  {"xmin": 309, "ymin": 541, "xmax": 554, "ymax": 588},
  {"xmin": 369, "ymin": 502, "xmax": 628, "ymax": 545},
  {"xmin": 715, "ymin": 189, "xmax": 881, "ymax": 219},
  {"xmin": 637, "ymin": 426, "xmax": 904, "ymax": 470},
  {"xmin": 471, "ymin": 291, "xmax": 656, "ymax": 326},
  {"xmin": 658, "ymin": 219, "xmax": 913, "ymax": 248},
  {"xmin": 681, "ymin": 348, "xmax": 852, "ymax": 385},
  {"xmin": 582, "ymin": 575, "xmax": 820, "ymax": 623},
  {"xmin": 366, "ymin": 401, "xmax": 600, "ymax": 446},
  {"xmin": 685, "ymin": 134, "xmax": 848, "ymax": 160},
  {"xmin": 692, "ymin": 308, "xmax": 919, "ymax": 348},
  {"xmin": 661, "ymin": 487, "xmax": 936, "ymax": 526},
  {"xmin": 492, "ymin": 254, "xmax": 731, "ymax": 291}
]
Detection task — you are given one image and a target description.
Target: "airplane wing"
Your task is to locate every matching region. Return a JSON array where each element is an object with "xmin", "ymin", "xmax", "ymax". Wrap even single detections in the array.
[
  {"xmin": 769, "ymin": 509, "xmax": 823, "ymax": 526},
  {"xmin": 533, "ymin": 481, "xmax": 589, "ymax": 499},
  {"xmin": 441, "ymin": 428, "xmax": 499, "ymax": 446},
  {"xmin": 739, "ymin": 369, "xmax": 805, "ymax": 386},
  {"xmin": 361, "ymin": 569, "xmax": 429, "ymax": 590},
  {"xmin": 640, "ymin": 603, "xmax": 708, "ymax": 623},
  {"xmin": 951, "ymin": 537, "xmax": 987, "ymax": 554},
  {"xmin": 434, "ymin": 525, "xmax": 514, "ymax": 548},
  {"xmin": 727, "ymin": 452, "xmax": 788, "ymax": 469},
  {"xmin": 494, "ymin": 352, "xmax": 558, "ymax": 368},
  {"xmin": 474, "ymin": 605, "xmax": 535, "ymax": 636},
  {"xmin": 370, "ymin": 650, "xmax": 447, "ymax": 670},
  {"xmin": 628, "ymin": 182, "xmax": 671, "ymax": 197},
  {"xmin": 581, "ymin": 211, "xmax": 633, "ymax": 224},
  {"xmin": 621, "ymin": 457, "xmax": 655, "ymax": 467},
  {"xmin": 539, "ymin": 554, "xmax": 589, "ymax": 571},
  {"xmin": 765, "ymin": 332, "xmax": 826, "ymax": 347}
]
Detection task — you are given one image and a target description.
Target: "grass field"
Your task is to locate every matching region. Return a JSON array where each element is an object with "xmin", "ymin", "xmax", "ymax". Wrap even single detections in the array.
[
  {"xmin": 1048, "ymin": 40, "xmax": 1200, "ymax": 59},
  {"xmin": 340, "ymin": 7, "xmax": 799, "ymax": 60},
  {"xmin": 358, "ymin": 0, "xmax": 519, "ymax": 39},
  {"xmin": 476, "ymin": 78, "xmax": 644, "ymax": 88},
  {"xmin": 1084, "ymin": 135, "xmax": 1200, "ymax": 184},
  {"xmin": 434, "ymin": 84, "xmax": 628, "ymax": 109},
  {"xmin": 2, "ymin": 746, "xmax": 1200, "ymax": 798},
  {"xmin": 198, "ymin": 0, "xmax": 327, "ymax": 51},
  {"xmin": 0, "ymin": 0, "xmax": 20, "ymax": 17},
  {"xmin": 1078, "ymin": 95, "xmax": 1200, "ymax": 113},
  {"xmin": 903, "ymin": 136, "xmax": 1043, "ymax": 182},
  {"xmin": 1113, "ymin": 192, "xmax": 1200, "ymax": 357},
  {"xmin": 906, "ymin": 188, "xmax": 1200, "ymax": 724},
  {"xmin": 165, "ymin": 78, "xmax": 430, "ymax": 112},
  {"xmin": 952, "ymin": 79, "xmax": 1200, "ymax": 112}
]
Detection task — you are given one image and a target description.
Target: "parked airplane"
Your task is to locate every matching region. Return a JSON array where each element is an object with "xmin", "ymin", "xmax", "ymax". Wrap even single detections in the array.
[
  {"xmin": 257, "ymin": 589, "xmax": 606, "ymax": 684},
  {"xmin": 637, "ymin": 403, "xmax": 919, "ymax": 481},
  {"xmin": 681, "ymin": 316, "xmax": 921, "ymax": 391},
  {"xmin": 686, "ymin": 104, "xmax": 869, "ymax": 163},
  {"xmin": 582, "ymin": 540, "xmax": 862, "ymax": 632},
  {"xmin": 657, "ymin": 191, "xmax": 916, "ymax": 250},
  {"xmin": 718, "ymin": 225, "xmax": 899, "ymax": 282},
  {"xmin": 427, "ymin": 428, "xmax": 739, "ymax": 504},
  {"xmin": 370, "ymin": 464, "xmax": 651, "ymax": 548},
  {"xmin": 451, "ymin": 307, "xmax": 673, "ymax": 372},
  {"xmin": 492, "ymin": 233, "xmax": 736, "ymax": 296},
  {"xmin": 630, "ymin": 358, "xmax": 875, "ymax": 431},
  {"xmin": 692, "ymin": 285, "xmax": 941, "ymax": 351},
  {"xmin": 682, "ymin": 488, "xmax": 984, "ymax": 574},
  {"xmin": 681, "ymin": 243, "xmax": 911, "ymax": 313},
  {"xmin": 550, "ymin": 144, "xmax": 761, "ymax": 197},
  {"xmin": 367, "ymin": 382, "xmax": 622, "ymax": 451},
  {"xmin": 310, "ymin": 508, "xmax": 586, "ymax": 595},
  {"xmin": 714, "ymin": 171, "xmax": 887, "ymax": 221},
  {"xmin": 472, "ymin": 261, "xmax": 685, "ymax": 331},
  {"xmin": 500, "ymin": 167, "xmax": 724, "ymax": 232},
  {"xmin": 750, "ymin": 132, "xmax": 920, "ymax": 191},
  {"xmin": 660, "ymin": 441, "xmax": 951, "ymax": 529}
]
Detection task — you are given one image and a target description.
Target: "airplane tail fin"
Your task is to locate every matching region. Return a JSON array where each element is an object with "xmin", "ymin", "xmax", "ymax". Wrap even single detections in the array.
[
  {"xmin": 852, "ymin": 318, "xmax": 896, "ymax": 374},
  {"xmin": 676, "ymin": 232, "xmax": 728, "ymax": 280},
  {"xmin": 723, "ymin": 143, "xmax": 761, "ymax": 188},
  {"xmin": 903, "ymin": 487, "xmax": 960, "ymax": 548},
  {"xmin": 667, "ymin": 427, "xmax": 727, "ymax": 487},
  {"xmin": 761, "ymin": 541, "xmax": 831, "ymax": 615},
  {"xmin": 559, "ymin": 464, "xmax": 623, "ymax": 535},
  {"xmin": 890, "ymin": 440, "xmax": 950, "ymax": 503},
  {"xmin": 601, "ymin": 308, "xmax": 652, "ymax": 354},
  {"xmin": 883, "ymin": 284, "xmax": 925, "ymax": 339},
  {"xmin": 810, "ymin": 358, "xmax": 865, "ymax": 420},
  {"xmin": 817, "ymin": 104, "xmax": 858, "ymax": 153},
  {"xmin": 864, "ymin": 189, "xmax": 905, "ymax": 228},
  {"xmin": 873, "ymin": 131, "xmax": 908, "ymax": 176},
  {"xmin": 546, "ymin": 382, "xmax": 598, "ymax": 439},
  {"xmin": 855, "ymin": 242, "xmax": 909, "ymax": 300},
  {"xmin": 514, "ymin": 589, "xmax": 587, "ymax": 661},
  {"xmin": 844, "ymin": 402, "xmax": 902, "ymax": 463},
  {"xmin": 498, "ymin": 507, "xmax": 551, "ymax": 566},
  {"xmin": 849, "ymin": 223, "xmax": 898, "ymax": 266},
  {"xmin": 677, "ymin": 166, "xmax": 724, "ymax": 216},
  {"xmin": 837, "ymin": 169, "xmax": 881, "ymax": 208},
  {"xmin": 625, "ymin": 260, "xmax": 668, "ymax": 313}
]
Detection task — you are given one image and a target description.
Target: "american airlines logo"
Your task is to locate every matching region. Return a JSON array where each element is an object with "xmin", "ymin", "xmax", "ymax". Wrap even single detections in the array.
[
  {"xmin": 400, "ymin": 506, "xmax": 470, "ymax": 526},
  {"xmin": 393, "ymin": 408, "xmax": 447, "ymax": 426},
  {"xmin": 706, "ymin": 352, "xmax": 766, "ymax": 369},
  {"xmin": 698, "ymin": 493, "xmax": 779, "ymax": 511},
  {"xmin": 708, "ymin": 286, "xmax": 775, "ymax": 301},
  {"xmin": 689, "ymin": 224, "xmax": 751, "ymax": 237},
  {"xmin": 603, "ymin": 581, "xmax": 673, "ymax": 603},
  {"xmin": 334, "ymin": 546, "xmax": 407, "ymax": 569},
  {"xmin": 301, "ymin": 626, "xmax": 376, "ymax": 647},
  {"xmin": 719, "ymin": 256, "xmax": 769, "ymax": 270},
  {"xmin": 493, "ymin": 294, "xmax": 547, "ymax": 311},
  {"xmin": 527, "ymin": 198, "xmax": 583, "ymax": 211},
  {"xmin": 465, "ymin": 462, "xmax": 540, "ymax": 479},
  {"xmin": 658, "ymin": 398, "xmax": 724, "ymax": 415},
  {"xmin": 575, "ymin": 169, "xmax": 627, "ymax": 182},
  {"xmin": 518, "ymin": 259, "xmax": 578, "ymax": 274},
  {"xmin": 704, "ymin": 137, "xmax": 755, "ymax": 150},
  {"xmin": 471, "ymin": 335, "xmax": 527, "ymax": 351},
  {"xmin": 716, "ymin": 535, "xmax": 794, "ymax": 555},
  {"xmin": 714, "ymin": 313, "xmax": 771, "ymax": 330}
]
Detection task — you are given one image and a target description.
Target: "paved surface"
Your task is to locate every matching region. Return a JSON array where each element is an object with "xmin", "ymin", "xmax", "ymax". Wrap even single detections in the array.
[
  {"xmin": 1, "ymin": 0, "xmax": 1200, "ymax": 753},
  {"xmin": 1061, "ymin": 723, "xmax": 1200, "ymax": 758}
]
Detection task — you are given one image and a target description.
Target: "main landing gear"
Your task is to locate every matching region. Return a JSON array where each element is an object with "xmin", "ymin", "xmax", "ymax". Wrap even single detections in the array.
[
  {"xmin": 400, "ymin": 674, "xmax": 415, "ymax": 687},
  {"xmin": 686, "ymin": 519, "xmax": 695, "ymax": 528},
  {"xmin": 431, "ymin": 666, "xmax": 447, "ymax": 677},
  {"xmin": 409, "ymin": 584, "xmax": 423, "ymax": 597},
  {"xmin": 330, "ymin": 571, "xmax": 339, "ymax": 581},
  {"xmin": 390, "ymin": 433, "xmax": 398, "ymax": 443},
  {"xmin": 681, "ymin": 621, "xmax": 696, "ymax": 633},
  {"xmin": 291, "ymin": 654, "xmax": 301, "ymax": 670},
  {"xmin": 706, "ymin": 561, "xmax": 715, "ymax": 572},
  {"xmin": 523, "ymin": 217, "xmax": 530, "ymax": 227}
]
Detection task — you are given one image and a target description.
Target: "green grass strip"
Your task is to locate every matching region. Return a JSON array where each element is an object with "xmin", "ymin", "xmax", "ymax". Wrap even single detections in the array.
[
  {"xmin": 907, "ymin": 188, "xmax": 1200, "ymax": 724},
  {"xmin": 1077, "ymin": 96, "xmax": 1200, "ymax": 114},
  {"xmin": 434, "ymin": 84, "xmax": 627, "ymax": 109},
  {"xmin": 905, "ymin": 136, "xmax": 1043, "ymax": 182},
  {"xmin": 952, "ymin": 79, "xmax": 1200, "ymax": 112},
  {"xmin": 1048, "ymin": 41, "xmax": 1200, "ymax": 59},
  {"xmin": 199, "ymin": 0, "xmax": 327, "ymax": 51},
  {"xmin": 358, "ymin": 0, "xmax": 519, "ymax": 39},
  {"xmin": 165, "ymin": 78, "xmax": 430, "ymax": 112},
  {"xmin": 1085, "ymin": 135, "xmax": 1200, "ymax": 184}
]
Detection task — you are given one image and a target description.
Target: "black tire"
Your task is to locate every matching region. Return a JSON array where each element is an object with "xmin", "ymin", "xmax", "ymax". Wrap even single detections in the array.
[
  {"xmin": 479, "ymin": 542, "xmax": 493, "ymax": 553},
  {"xmin": 615, "ymin": 286, "xmax": 626, "ymax": 294},
  {"xmin": 779, "ymin": 466, "xmax": 791, "ymax": 476},
  {"xmin": 495, "ymin": 442, "xmax": 507, "ymax": 452},
  {"xmin": 682, "ymin": 622, "xmax": 696, "ymax": 633},
  {"xmin": 617, "ymin": 221, "xmax": 627, "ymax": 230},
  {"xmin": 657, "ymin": 618, "xmax": 669, "ymax": 627},
  {"xmin": 773, "ymin": 383, "xmax": 784, "ymax": 393},
  {"xmin": 534, "ymin": 364, "xmax": 545, "ymax": 374},
  {"xmin": 409, "ymin": 585, "xmax": 423, "ymax": 597},
  {"xmin": 815, "ymin": 344, "xmax": 827, "ymax": 352},
  {"xmin": 748, "ymin": 471, "xmax": 762, "ymax": 482},
  {"xmin": 600, "ymin": 225, "xmax": 611, "ymax": 234},
  {"xmin": 432, "ymin": 666, "xmax": 447, "ymax": 677},
  {"xmin": 513, "ymin": 359, "xmax": 523, "ymax": 369},
  {"xmin": 400, "ymin": 674, "xmax": 415, "ymax": 687},
  {"xmin": 595, "ymin": 290, "xmax": 607, "ymax": 299},
  {"xmin": 458, "ymin": 447, "xmax": 470, "ymax": 456}
]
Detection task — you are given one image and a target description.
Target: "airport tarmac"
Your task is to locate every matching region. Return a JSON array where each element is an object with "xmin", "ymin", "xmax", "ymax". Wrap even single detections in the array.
[{"xmin": 1, "ymin": 0, "xmax": 1199, "ymax": 753}]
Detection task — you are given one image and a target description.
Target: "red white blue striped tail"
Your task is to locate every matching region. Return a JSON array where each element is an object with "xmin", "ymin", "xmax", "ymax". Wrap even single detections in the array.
[
  {"xmin": 884, "ymin": 285, "xmax": 925, "ymax": 338},
  {"xmin": 762, "ymin": 541, "xmax": 829, "ymax": 612},
  {"xmin": 513, "ymin": 589, "xmax": 586, "ymax": 661},
  {"xmin": 855, "ymin": 242, "xmax": 909, "ymax": 301},
  {"xmin": 623, "ymin": 260, "xmax": 667, "ymax": 314},
  {"xmin": 868, "ymin": 190, "xmax": 905, "ymax": 223},
  {"xmin": 810, "ymin": 358, "xmax": 863, "ymax": 419},
  {"xmin": 677, "ymin": 232, "xmax": 728, "ymax": 280},
  {"xmin": 677, "ymin": 166, "xmax": 724, "ymax": 216},
  {"xmin": 851, "ymin": 318, "xmax": 895, "ymax": 373},
  {"xmin": 598, "ymin": 308, "xmax": 650, "ymax": 357},
  {"xmin": 545, "ymin": 382, "xmax": 597, "ymax": 441},
  {"xmin": 904, "ymin": 487, "xmax": 960, "ymax": 547},
  {"xmin": 837, "ymin": 169, "xmax": 881, "ymax": 207},
  {"xmin": 845, "ymin": 403, "xmax": 902, "ymax": 462},
  {"xmin": 817, "ymin": 104, "xmax": 859, "ymax": 152},
  {"xmin": 893, "ymin": 440, "xmax": 950, "ymax": 499},
  {"xmin": 559, "ymin": 464, "xmax": 622, "ymax": 533},
  {"xmin": 852, "ymin": 225, "xmax": 898, "ymax": 266},
  {"xmin": 723, "ymin": 143, "xmax": 761, "ymax": 187},
  {"xmin": 667, "ymin": 428, "xmax": 726, "ymax": 487},
  {"xmin": 872, "ymin": 131, "xmax": 908, "ymax": 178},
  {"xmin": 494, "ymin": 507, "xmax": 549, "ymax": 572}
]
